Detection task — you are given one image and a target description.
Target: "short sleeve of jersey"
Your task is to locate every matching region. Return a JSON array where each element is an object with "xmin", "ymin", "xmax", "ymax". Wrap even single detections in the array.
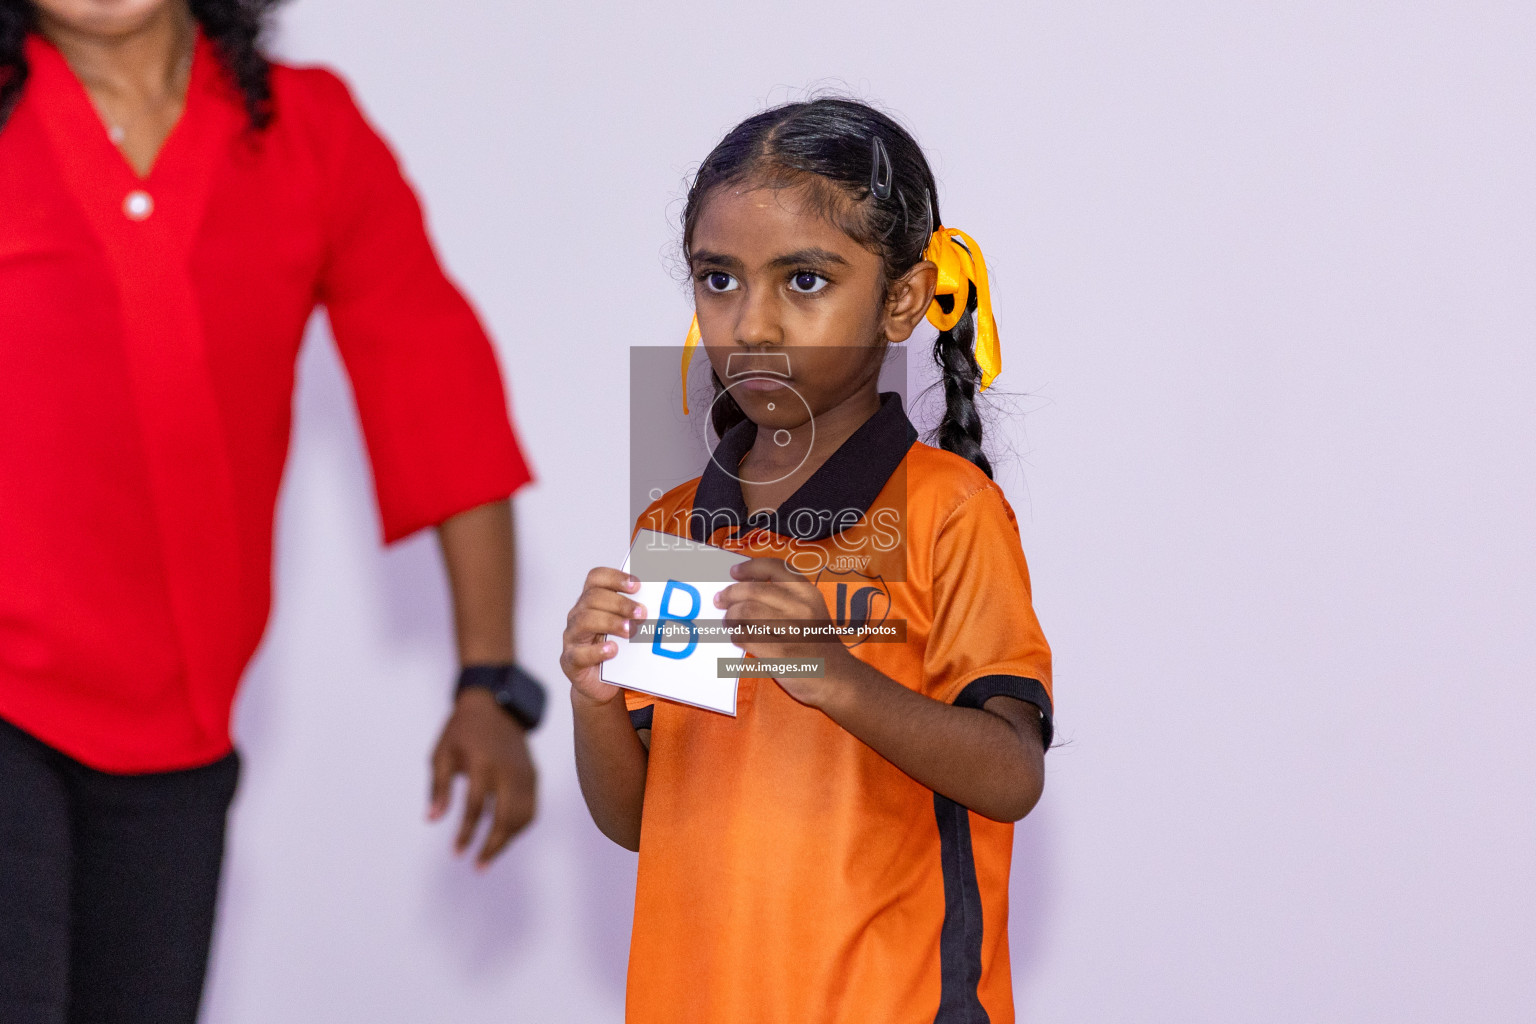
[
  {"xmin": 925, "ymin": 484, "xmax": 1054, "ymax": 745},
  {"xmin": 624, "ymin": 689, "xmax": 657, "ymax": 730}
]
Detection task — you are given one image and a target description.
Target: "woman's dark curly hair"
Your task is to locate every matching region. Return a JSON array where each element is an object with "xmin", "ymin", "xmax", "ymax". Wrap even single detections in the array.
[
  {"xmin": 682, "ymin": 98, "xmax": 993, "ymax": 478},
  {"xmin": 0, "ymin": 0, "xmax": 283, "ymax": 131}
]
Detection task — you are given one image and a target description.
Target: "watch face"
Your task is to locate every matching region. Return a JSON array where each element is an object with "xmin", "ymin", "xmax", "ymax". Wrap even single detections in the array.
[
  {"xmin": 498, "ymin": 669, "xmax": 546, "ymax": 729},
  {"xmin": 458, "ymin": 664, "xmax": 544, "ymax": 729}
]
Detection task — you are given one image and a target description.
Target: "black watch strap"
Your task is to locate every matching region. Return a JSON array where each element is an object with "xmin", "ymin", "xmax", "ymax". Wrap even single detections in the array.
[{"xmin": 456, "ymin": 664, "xmax": 547, "ymax": 730}]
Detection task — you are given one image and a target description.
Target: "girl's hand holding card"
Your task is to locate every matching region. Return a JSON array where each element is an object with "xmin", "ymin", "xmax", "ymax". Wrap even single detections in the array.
[
  {"xmin": 714, "ymin": 556, "xmax": 857, "ymax": 706},
  {"xmin": 561, "ymin": 567, "xmax": 645, "ymax": 706}
]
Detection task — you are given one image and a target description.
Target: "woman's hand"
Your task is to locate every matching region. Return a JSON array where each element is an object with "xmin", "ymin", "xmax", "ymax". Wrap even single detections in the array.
[
  {"xmin": 428, "ymin": 689, "xmax": 537, "ymax": 868},
  {"xmin": 430, "ymin": 499, "xmax": 534, "ymax": 866},
  {"xmin": 561, "ymin": 567, "xmax": 647, "ymax": 705},
  {"xmin": 713, "ymin": 557, "xmax": 856, "ymax": 706}
]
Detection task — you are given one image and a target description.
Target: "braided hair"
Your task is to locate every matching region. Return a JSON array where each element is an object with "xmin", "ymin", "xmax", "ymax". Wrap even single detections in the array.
[
  {"xmin": 680, "ymin": 97, "xmax": 992, "ymax": 478},
  {"xmin": 0, "ymin": 0, "xmax": 283, "ymax": 131}
]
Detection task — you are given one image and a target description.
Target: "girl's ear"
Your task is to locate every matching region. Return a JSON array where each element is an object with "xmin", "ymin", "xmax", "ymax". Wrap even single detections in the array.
[{"xmin": 883, "ymin": 260, "xmax": 938, "ymax": 343}]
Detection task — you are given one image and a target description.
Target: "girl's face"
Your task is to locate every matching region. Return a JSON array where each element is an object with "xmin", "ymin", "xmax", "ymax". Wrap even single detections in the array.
[{"xmin": 690, "ymin": 182, "xmax": 935, "ymax": 432}]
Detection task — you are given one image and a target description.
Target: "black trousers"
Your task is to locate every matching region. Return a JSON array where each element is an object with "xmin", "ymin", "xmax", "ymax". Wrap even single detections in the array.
[{"xmin": 0, "ymin": 717, "xmax": 239, "ymax": 1024}]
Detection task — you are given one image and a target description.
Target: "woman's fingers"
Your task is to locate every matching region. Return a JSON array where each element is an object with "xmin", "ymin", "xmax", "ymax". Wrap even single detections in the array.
[
  {"xmin": 427, "ymin": 736, "xmax": 459, "ymax": 821},
  {"xmin": 478, "ymin": 789, "xmax": 517, "ymax": 866},
  {"xmin": 477, "ymin": 762, "xmax": 535, "ymax": 867},
  {"xmin": 456, "ymin": 768, "xmax": 490, "ymax": 854}
]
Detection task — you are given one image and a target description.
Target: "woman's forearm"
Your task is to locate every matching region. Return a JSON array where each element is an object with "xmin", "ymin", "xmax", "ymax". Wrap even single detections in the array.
[
  {"xmin": 436, "ymin": 499, "xmax": 515, "ymax": 665},
  {"xmin": 572, "ymin": 689, "xmax": 648, "ymax": 850},
  {"xmin": 812, "ymin": 658, "xmax": 1044, "ymax": 822}
]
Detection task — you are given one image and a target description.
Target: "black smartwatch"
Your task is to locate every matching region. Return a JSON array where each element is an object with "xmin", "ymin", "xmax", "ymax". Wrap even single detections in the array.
[{"xmin": 456, "ymin": 664, "xmax": 547, "ymax": 730}]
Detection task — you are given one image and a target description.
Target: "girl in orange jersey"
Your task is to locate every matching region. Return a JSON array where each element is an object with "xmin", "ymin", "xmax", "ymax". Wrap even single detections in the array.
[{"xmin": 563, "ymin": 99, "xmax": 1053, "ymax": 1024}]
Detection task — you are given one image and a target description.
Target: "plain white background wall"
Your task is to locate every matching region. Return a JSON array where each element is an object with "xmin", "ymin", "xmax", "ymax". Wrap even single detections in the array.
[{"xmin": 200, "ymin": 2, "xmax": 1536, "ymax": 1021}]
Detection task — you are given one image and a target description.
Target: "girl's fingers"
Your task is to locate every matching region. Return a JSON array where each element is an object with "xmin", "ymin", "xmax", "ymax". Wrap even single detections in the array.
[
  {"xmin": 713, "ymin": 581, "xmax": 762, "ymax": 608},
  {"xmin": 728, "ymin": 557, "xmax": 801, "ymax": 583},
  {"xmin": 584, "ymin": 567, "xmax": 640, "ymax": 594},
  {"xmin": 575, "ymin": 588, "xmax": 646, "ymax": 622},
  {"xmin": 565, "ymin": 577, "xmax": 645, "ymax": 638},
  {"xmin": 722, "ymin": 601, "xmax": 777, "ymax": 627},
  {"xmin": 714, "ymin": 580, "xmax": 811, "ymax": 612},
  {"xmin": 568, "ymin": 642, "xmax": 623, "ymax": 705},
  {"xmin": 564, "ymin": 640, "xmax": 618, "ymax": 670},
  {"xmin": 567, "ymin": 609, "xmax": 639, "ymax": 642}
]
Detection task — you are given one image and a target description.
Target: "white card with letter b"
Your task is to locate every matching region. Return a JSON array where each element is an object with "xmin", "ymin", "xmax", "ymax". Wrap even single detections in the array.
[{"xmin": 599, "ymin": 529, "xmax": 751, "ymax": 715}]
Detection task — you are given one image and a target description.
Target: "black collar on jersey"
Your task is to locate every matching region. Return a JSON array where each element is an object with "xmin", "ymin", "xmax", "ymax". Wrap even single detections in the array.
[{"xmin": 689, "ymin": 391, "xmax": 918, "ymax": 544}]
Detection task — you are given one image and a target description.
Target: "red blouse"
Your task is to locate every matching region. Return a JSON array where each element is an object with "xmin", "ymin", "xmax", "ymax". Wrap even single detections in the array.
[{"xmin": 0, "ymin": 34, "xmax": 532, "ymax": 772}]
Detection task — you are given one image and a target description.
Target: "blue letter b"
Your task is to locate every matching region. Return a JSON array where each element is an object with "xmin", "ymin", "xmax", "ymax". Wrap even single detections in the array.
[{"xmin": 652, "ymin": 580, "xmax": 700, "ymax": 660}]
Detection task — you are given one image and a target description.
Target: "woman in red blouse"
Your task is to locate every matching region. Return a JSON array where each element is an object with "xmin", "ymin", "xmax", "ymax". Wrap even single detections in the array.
[{"xmin": 0, "ymin": 0, "xmax": 542, "ymax": 1020}]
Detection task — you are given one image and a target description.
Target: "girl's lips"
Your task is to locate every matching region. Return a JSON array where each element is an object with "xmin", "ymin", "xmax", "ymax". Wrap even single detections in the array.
[{"xmin": 734, "ymin": 376, "xmax": 791, "ymax": 392}]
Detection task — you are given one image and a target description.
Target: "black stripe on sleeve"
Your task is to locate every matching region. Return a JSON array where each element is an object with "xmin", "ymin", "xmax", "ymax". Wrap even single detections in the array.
[
  {"xmin": 933, "ymin": 794, "xmax": 991, "ymax": 1024},
  {"xmin": 628, "ymin": 705, "xmax": 654, "ymax": 731},
  {"xmin": 954, "ymin": 675, "xmax": 1054, "ymax": 749}
]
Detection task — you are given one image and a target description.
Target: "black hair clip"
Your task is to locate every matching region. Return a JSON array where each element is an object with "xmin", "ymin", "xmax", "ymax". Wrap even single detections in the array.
[{"xmin": 869, "ymin": 136, "xmax": 893, "ymax": 200}]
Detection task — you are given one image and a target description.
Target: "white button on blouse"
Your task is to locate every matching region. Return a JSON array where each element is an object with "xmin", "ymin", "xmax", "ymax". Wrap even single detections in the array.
[{"xmin": 122, "ymin": 190, "xmax": 154, "ymax": 221}]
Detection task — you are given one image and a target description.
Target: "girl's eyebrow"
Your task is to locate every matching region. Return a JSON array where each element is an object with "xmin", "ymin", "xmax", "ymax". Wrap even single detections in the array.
[
  {"xmin": 691, "ymin": 247, "xmax": 850, "ymax": 272},
  {"xmin": 690, "ymin": 250, "xmax": 744, "ymax": 271},
  {"xmin": 768, "ymin": 247, "xmax": 849, "ymax": 270}
]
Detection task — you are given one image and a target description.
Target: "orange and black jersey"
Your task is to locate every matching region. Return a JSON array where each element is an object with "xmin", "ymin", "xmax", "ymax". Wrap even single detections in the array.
[{"xmin": 624, "ymin": 392, "xmax": 1052, "ymax": 1024}]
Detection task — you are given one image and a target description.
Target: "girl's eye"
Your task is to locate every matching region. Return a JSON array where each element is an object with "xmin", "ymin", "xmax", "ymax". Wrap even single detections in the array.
[
  {"xmin": 702, "ymin": 272, "xmax": 738, "ymax": 293},
  {"xmin": 789, "ymin": 271, "xmax": 828, "ymax": 294}
]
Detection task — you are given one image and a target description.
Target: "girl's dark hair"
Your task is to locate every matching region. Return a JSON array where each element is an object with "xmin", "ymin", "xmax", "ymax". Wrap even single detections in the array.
[
  {"xmin": 682, "ymin": 97, "xmax": 992, "ymax": 478},
  {"xmin": 0, "ymin": 0, "xmax": 282, "ymax": 131}
]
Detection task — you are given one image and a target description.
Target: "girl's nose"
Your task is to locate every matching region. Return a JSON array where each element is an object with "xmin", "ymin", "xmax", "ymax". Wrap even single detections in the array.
[{"xmin": 733, "ymin": 288, "xmax": 783, "ymax": 348}]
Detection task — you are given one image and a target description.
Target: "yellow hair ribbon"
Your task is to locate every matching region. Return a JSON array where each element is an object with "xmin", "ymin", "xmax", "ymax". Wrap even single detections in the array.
[
  {"xmin": 923, "ymin": 228, "xmax": 1001, "ymax": 390},
  {"xmin": 680, "ymin": 314, "xmax": 701, "ymax": 415}
]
